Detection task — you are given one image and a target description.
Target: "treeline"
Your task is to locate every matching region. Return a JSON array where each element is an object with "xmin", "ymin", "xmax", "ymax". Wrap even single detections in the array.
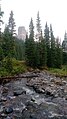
[
  {"xmin": 25, "ymin": 20, "xmax": 62, "ymax": 68},
  {"xmin": 0, "ymin": 10, "xmax": 25, "ymax": 72},
  {"xmin": 0, "ymin": 10, "xmax": 67, "ymax": 72},
  {"xmin": 0, "ymin": 10, "xmax": 25, "ymax": 60},
  {"xmin": 25, "ymin": 12, "xmax": 67, "ymax": 68}
]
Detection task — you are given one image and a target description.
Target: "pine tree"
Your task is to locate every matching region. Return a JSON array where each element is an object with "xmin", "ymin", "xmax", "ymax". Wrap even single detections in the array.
[
  {"xmin": 8, "ymin": 11, "xmax": 16, "ymax": 36},
  {"xmin": 50, "ymin": 24, "xmax": 56, "ymax": 67}
]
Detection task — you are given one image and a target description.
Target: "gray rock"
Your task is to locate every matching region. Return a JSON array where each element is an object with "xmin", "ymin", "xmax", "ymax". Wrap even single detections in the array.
[
  {"xmin": 4, "ymin": 107, "xmax": 13, "ymax": 114},
  {"xmin": 13, "ymin": 90, "xmax": 26, "ymax": 96}
]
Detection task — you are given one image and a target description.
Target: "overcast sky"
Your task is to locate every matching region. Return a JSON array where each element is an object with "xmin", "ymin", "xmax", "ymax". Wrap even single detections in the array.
[{"xmin": 1, "ymin": 0, "xmax": 67, "ymax": 41}]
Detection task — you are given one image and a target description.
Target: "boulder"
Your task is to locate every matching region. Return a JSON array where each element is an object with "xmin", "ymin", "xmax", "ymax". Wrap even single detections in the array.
[
  {"xmin": 4, "ymin": 107, "xmax": 13, "ymax": 114},
  {"xmin": 13, "ymin": 90, "xmax": 26, "ymax": 96}
]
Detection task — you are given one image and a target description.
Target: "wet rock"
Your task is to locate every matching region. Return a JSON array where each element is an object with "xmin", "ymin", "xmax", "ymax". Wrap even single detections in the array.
[
  {"xmin": 0, "ymin": 106, "xmax": 4, "ymax": 113},
  {"xmin": 0, "ymin": 71, "xmax": 67, "ymax": 119},
  {"xmin": 32, "ymin": 85, "xmax": 45, "ymax": 94},
  {"xmin": 54, "ymin": 79, "xmax": 64, "ymax": 86},
  {"xmin": 4, "ymin": 107, "xmax": 13, "ymax": 114},
  {"xmin": 30, "ymin": 114, "xmax": 37, "ymax": 119},
  {"xmin": 2, "ymin": 87, "xmax": 8, "ymax": 95},
  {"xmin": 5, "ymin": 116, "xmax": 13, "ymax": 119},
  {"xmin": 26, "ymin": 101, "xmax": 38, "ymax": 109},
  {"xmin": 0, "ymin": 97, "xmax": 7, "ymax": 102},
  {"xmin": 31, "ymin": 97, "xmax": 35, "ymax": 102},
  {"xmin": 0, "ymin": 113, "xmax": 7, "ymax": 118},
  {"xmin": 35, "ymin": 87, "xmax": 45, "ymax": 94},
  {"xmin": 65, "ymin": 95, "xmax": 67, "ymax": 100},
  {"xmin": 13, "ymin": 90, "xmax": 26, "ymax": 96}
]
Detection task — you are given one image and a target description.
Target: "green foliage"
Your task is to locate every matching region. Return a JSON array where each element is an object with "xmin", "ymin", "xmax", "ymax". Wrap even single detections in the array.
[
  {"xmin": 63, "ymin": 52, "xmax": 67, "ymax": 65},
  {"xmin": 35, "ymin": 37, "xmax": 47, "ymax": 68},
  {"xmin": 3, "ymin": 26, "xmax": 15, "ymax": 57},
  {"xmin": 11, "ymin": 59, "xmax": 27, "ymax": 74},
  {"xmin": 49, "ymin": 66, "xmax": 67, "ymax": 76},
  {"xmin": 44, "ymin": 22, "xmax": 50, "ymax": 67},
  {"xmin": 0, "ymin": 5, "xmax": 4, "ymax": 35},
  {"xmin": 25, "ymin": 37, "xmax": 35, "ymax": 67},
  {"xmin": 0, "ymin": 58, "xmax": 27, "ymax": 77},
  {"xmin": 0, "ymin": 67, "xmax": 9, "ymax": 77},
  {"xmin": 0, "ymin": 10, "xmax": 66, "ymax": 76},
  {"xmin": 8, "ymin": 11, "xmax": 16, "ymax": 36},
  {"xmin": 55, "ymin": 38, "xmax": 62, "ymax": 68},
  {"xmin": 14, "ymin": 38, "xmax": 25, "ymax": 60},
  {"xmin": 36, "ymin": 11, "xmax": 41, "ymax": 33},
  {"xmin": 3, "ymin": 56, "xmax": 13, "ymax": 73},
  {"xmin": 50, "ymin": 24, "xmax": 56, "ymax": 68},
  {"xmin": 25, "ymin": 20, "xmax": 35, "ymax": 67},
  {"xmin": 0, "ymin": 46, "xmax": 4, "ymax": 61},
  {"xmin": 29, "ymin": 18, "xmax": 34, "ymax": 39}
]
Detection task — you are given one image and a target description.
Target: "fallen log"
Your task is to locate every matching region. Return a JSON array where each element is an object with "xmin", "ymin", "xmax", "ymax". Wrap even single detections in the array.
[{"xmin": 0, "ymin": 74, "xmax": 39, "ymax": 84}]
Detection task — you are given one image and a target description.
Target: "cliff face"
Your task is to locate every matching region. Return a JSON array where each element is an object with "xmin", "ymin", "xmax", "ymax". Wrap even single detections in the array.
[{"xmin": 62, "ymin": 40, "xmax": 67, "ymax": 52}]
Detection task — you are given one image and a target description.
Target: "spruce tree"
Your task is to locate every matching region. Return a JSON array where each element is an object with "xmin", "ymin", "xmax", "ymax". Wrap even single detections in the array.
[
  {"xmin": 25, "ymin": 18, "xmax": 35, "ymax": 67},
  {"xmin": 62, "ymin": 32, "xmax": 67, "ymax": 65},
  {"xmin": 29, "ymin": 18, "xmax": 34, "ymax": 39},
  {"xmin": 0, "ymin": 1, "xmax": 4, "ymax": 61},
  {"xmin": 50, "ymin": 24, "xmax": 56, "ymax": 67},
  {"xmin": 8, "ymin": 11, "xmax": 16, "ymax": 36},
  {"xmin": 36, "ymin": 11, "xmax": 41, "ymax": 34},
  {"xmin": 44, "ymin": 22, "xmax": 50, "ymax": 67},
  {"xmin": 36, "ymin": 11, "xmax": 42, "ymax": 41},
  {"xmin": 14, "ymin": 38, "xmax": 25, "ymax": 60},
  {"xmin": 38, "ymin": 30, "xmax": 47, "ymax": 67},
  {"xmin": 0, "ymin": 1, "xmax": 4, "ymax": 36},
  {"xmin": 3, "ymin": 26, "xmax": 14, "ymax": 57},
  {"xmin": 55, "ymin": 38, "xmax": 62, "ymax": 68}
]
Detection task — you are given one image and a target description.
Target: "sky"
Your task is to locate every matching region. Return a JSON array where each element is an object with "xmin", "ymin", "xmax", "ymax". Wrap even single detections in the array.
[{"xmin": 1, "ymin": 0, "xmax": 67, "ymax": 42}]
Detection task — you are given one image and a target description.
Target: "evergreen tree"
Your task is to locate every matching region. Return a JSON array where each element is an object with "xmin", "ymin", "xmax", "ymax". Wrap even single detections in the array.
[
  {"xmin": 29, "ymin": 18, "xmax": 34, "ymax": 39},
  {"xmin": 50, "ymin": 24, "xmax": 56, "ymax": 67},
  {"xmin": 62, "ymin": 32, "xmax": 67, "ymax": 65},
  {"xmin": 55, "ymin": 38, "xmax": 62, "ymax": 68},
  {"xmin": 8, "ymin": 11, "xmax": 16, "ymax": 36},
  {"xmin": 5, "ymin": 56, "xmax": 13, "ymax": 73},
  {"xmin": 3, "ymin": 26, "xmax": 14, "ymax": 57},
  {"xmin": 36, "ymin": 11, "xmax": 41, "ymax": 40},
  {"xmin": 63, "ymin": 52, "xmax": 67, "ymax": 65},
  {"xmin": 25, "ymin": 21, "xmax": 35, "ymax": 67},
  {"xmin": 38, "ymin": 30, "xmax": 47, "ymax": 67},
  {"xmin": 44, "ymin": 22, "xmax": 50, "ymax": 67},
  {"xmin": 36, "ymin": 11, "xmax": 41, "ymax": 33},
  {"xmin": 0, "ymin": 2, "xmax": 4, "ymax": 36},
  {"xmin": 0, "ymin": 46, "xmax": 4, "ymax": 61},
  {"xmin": 14, "ymin": 38, "xmax": 25, "ymax": 60},
  {"xmin": 0, "ymin": 1, "xmax": 4, "ymax": 62},
  {"xmin": 62, "ymin": 31, "xmax": 67, "ymax": 52}
]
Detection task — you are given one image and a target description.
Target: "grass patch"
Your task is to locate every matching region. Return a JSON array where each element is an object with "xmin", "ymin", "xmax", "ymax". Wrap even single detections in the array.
[
  {"xmin": 0, "ymin": 58, "xmax": 27, "ymax": 77},
  {"xmin": 48, "ymin": 65, "xmax": 67, "ymax": 77}
]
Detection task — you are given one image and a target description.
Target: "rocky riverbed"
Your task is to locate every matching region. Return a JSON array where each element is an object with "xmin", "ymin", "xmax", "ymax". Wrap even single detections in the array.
[{"xmin": 0, "ymin": 71, "xmax": 67, "ymax": 119}]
